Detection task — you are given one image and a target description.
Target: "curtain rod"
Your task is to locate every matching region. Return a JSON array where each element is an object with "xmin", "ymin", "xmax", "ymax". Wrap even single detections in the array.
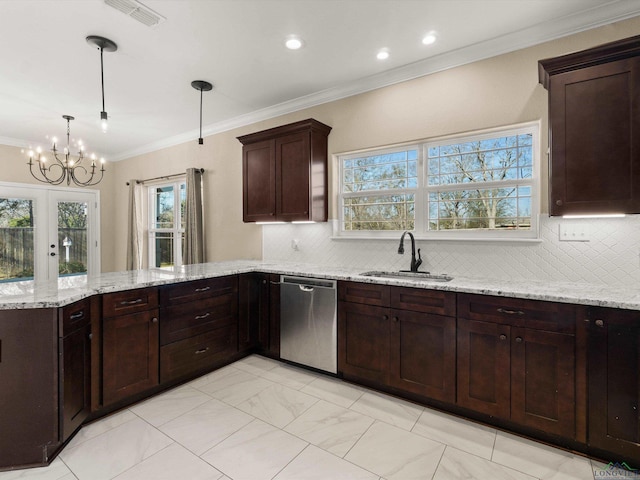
[{"xmin": 126, "ymin": 168, "xmax": 204, "ymax": 186}]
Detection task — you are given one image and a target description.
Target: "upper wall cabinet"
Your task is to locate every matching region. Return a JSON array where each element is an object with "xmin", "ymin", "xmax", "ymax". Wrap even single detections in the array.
[
  {"xmin": 237, "ymin": 119, "xmax": 332, "ymax": 222},
  {"xmin": 539, "ymin": 35, "xmax": 640, "ymax": 216}
]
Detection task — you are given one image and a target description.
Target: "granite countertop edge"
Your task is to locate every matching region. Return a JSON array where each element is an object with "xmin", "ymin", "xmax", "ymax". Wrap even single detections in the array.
[{"xmin": 1, "ymin": 260, "xmax": 638, "ymax": 311}]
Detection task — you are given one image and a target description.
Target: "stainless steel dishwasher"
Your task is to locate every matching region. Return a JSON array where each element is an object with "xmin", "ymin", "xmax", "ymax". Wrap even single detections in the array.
[{"xmin": 280, "ymin": 275, "xmax": 337, "ymax": 374}]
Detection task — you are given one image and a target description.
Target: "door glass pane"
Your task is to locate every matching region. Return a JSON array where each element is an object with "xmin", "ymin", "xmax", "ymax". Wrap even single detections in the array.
[
  {"xmin": 0, "ymin": 198, "xmax": 35, "ymax": 282},
  {"xmin": 57, "ymin": 201, "xmax": 88, "ymax": 277},
  {"xmin": 153, "ymin": 186, "xmax": 175, "ymax": 229},
  {"xmin": 153, "ymin": 232, "xmax": 174, "ymax": 268}
]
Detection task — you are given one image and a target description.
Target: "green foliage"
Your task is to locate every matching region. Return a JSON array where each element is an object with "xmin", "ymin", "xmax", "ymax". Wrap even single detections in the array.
[{"xmin": 59, "ymin": 261, "xmax": 86, "ymax": 275}]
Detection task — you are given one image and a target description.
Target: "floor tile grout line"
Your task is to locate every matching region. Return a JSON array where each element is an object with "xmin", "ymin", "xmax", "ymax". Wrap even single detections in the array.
[
  {"xmin": 106, "ymin": 441, "xmax": 177, "ymax": 480},
  {"xmin": 428, "ymin": 443, "xmax": 449, "ymax": 480}
]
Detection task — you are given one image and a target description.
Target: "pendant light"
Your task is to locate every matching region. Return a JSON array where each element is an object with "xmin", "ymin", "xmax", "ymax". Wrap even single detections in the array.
[
  {"xmin": 191, "ymin": 80, "xmax": 213, "ymax": 144},
  {"xmin": 86, "ymin": 35, "xmax": 118, "ymax": 133}
]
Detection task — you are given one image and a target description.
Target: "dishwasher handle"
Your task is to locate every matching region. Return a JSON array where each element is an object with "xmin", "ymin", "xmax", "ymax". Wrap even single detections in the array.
[{"xmin": 299, "ymin": 285, "xmax": 315, "ymax": 292}]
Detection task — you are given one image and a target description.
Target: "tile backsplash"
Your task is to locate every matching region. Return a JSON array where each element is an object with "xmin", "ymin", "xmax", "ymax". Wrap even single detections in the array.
[{"xmin": 262, "ymin": 216, "xmax": 640, "ymax": 286}]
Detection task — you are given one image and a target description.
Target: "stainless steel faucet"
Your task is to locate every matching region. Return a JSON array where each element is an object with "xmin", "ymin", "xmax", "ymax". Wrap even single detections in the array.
[{"xmin": 398, "ymin": 231, "xmax": 422, "ymax": 272}]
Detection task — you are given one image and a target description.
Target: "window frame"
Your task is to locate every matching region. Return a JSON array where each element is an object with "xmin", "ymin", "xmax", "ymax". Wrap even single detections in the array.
[
  {"xmin": 336, "ymin": 121, "xmax": 540, "ymax": 241},
  {"xmin": 147, "ymin": 179, "xmax": 186, "ymax": 269}
]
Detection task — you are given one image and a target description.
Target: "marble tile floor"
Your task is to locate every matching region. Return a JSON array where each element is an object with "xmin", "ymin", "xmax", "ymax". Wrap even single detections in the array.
[{"xmin": 0, "ymin": 355, "xmax": 611, "ymax": 480}]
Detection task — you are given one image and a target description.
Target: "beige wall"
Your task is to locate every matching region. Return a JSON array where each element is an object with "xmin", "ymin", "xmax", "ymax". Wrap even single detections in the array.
[
  {"xmin": 3, "ymin": 17, "xmax": 639, "ymax": 273},
  {"xmin": 0, "ymin": 143, "xmax": 117, "ymax": 272}
]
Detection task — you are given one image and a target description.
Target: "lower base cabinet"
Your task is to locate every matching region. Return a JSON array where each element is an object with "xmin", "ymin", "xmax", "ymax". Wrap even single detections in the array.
[
  {"xmin": 456, "ymin": 292, "xmax": 577, "ymax": 440},
  {"xmin": 59, "ymin": 298, "xmax": 93, "ymax": 442},
  {"xmin": 0, "ymin": 309, "xmax": 59, "ymax": 468},
  {"xmin": 589, "ymin": 307, "xmax": 640, "ymax": 463},
  {"xmin": 103, "ymin": 309, "xmax": 159, "ymax": 405},
  {"xmin": 338, "ymin": 282, "xmax": 456, "ymax": 403},
  {"xmin": 160, "ymin": 326, "xmax": 237, "ymax": 383}
]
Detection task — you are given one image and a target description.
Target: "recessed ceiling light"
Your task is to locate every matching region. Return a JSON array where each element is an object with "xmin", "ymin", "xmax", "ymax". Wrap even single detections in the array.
[
  {"xmin": 285, "ymin": 36, "xmax": 304, "ymax": 50},
  {"xmin": 376, "ymin": 49, "xmax": 390, "ymax": 60},
  {"xmin": 422, "ymin": 32, "xmax": 437, "ymax": 45}
]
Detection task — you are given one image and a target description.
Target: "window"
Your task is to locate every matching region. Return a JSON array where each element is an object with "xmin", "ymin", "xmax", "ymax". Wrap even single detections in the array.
[
  {"xmin": 148, "ymin": 181, "xmax": 186, "ymax": 268},
  {"xmin": 338, "ymin": 123, "xmax": 539, "ymax": 239}
]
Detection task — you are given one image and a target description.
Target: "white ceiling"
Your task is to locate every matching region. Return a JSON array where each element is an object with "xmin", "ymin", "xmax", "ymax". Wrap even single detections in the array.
[{"xmin": 1, "ymin": 0, "xmax": 639, "ymax": 161}]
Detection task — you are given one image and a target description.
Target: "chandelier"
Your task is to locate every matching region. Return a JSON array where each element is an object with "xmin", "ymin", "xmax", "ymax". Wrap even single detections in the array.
[{"xmin": 26, "ymin": 115, "xmax": 105, "ymax": 187}]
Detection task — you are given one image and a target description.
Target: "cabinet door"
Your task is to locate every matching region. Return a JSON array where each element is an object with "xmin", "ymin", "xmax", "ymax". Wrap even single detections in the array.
[
  {"xmin": 389, "ymin": 309, "xmax": 455, "ymax": 403},
  {"xmin": 243, "ymin": 139, "xmax": 276, "ymax": 222},
  {"xmin": 238, "ymin": 273, "xmax": 270, "ymax": 352},
  {"xmin": 103, "ymin": 309, "xmax": 159, "ymax": 405},
  {"xmin": 589, "ymin": 308, "xmax": 640, "ymax": 461},
  {"xmin": 275, "ymin": 132, "xmax": 311, "ymax": 221},
  {"xmin": 457, "ymin": 318, "xmax": 510, "ymax": 419},
  {"xmin": 60, "ymin": 323, "xmax": 91, "ymax": 441},
  {"xmin": 338, "ymin": 302, "xmax": 390, "ymax": 385},
  {"xmin": 511, "ymin": 327, "xmax": 575, "ymax": 438},
  {"xmin": 548, "ymin": 57, "xmax": 640, "ymax": 215},
  {"xmin": 0, "ymin": 309, "xmax": 59, "ymax": 469}
]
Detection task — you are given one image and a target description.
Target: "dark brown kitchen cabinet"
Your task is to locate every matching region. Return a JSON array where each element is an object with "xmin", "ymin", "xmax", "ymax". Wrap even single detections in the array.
[
  {"xmin": 338, "ymin": 282, "xmax": 456, "ymax": 403},
  {"xmin": 0, "ymin": 308, "xmax": 59, "ymax": 469},
  {"xmin": 457, "ymin": 294, "xmax": 576, "ymax": 438},
  {"xmin": 339, "ymin": 301, "xmax": 391, "ymax": 385},
  {"xmin": 588, "ymin": 307, "xmax": 640, "ymax": 464},
  {"xmin": 158, "ymin": 276, "xmax": 239, "ymax": 383},
  {"xmin": 238, "ymin": 118, "xmax": 332, "ymax": 222},
  {"xmin": 239, "ymin": 273, "xmax": 280, "ymax": 357},
  {"xmin": 539, "ymin": 35, "xmax": 640, "ymax": 216},
  {"xmin": 59, "ymin": 297, "xmax": 93, "ymax": 442},
  {"xmin": 102, "ymin": 288, "xmax": 159, "ymax": 406}
]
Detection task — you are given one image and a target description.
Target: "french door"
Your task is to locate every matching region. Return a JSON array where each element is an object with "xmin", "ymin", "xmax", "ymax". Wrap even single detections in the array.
[{"xmin": 0, "ymin": 182, "xmax": 100, "ymax": 283}]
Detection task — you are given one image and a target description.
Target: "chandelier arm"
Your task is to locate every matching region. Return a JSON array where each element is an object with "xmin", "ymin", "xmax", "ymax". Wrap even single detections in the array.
[{"xmin": 29, "ymin": 160, "xmax": 66, "ymax": 185}]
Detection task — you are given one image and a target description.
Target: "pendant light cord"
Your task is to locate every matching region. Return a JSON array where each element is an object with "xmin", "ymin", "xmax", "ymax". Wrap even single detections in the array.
[
  {"xmin": 199, "ymin": 87, "xmax": 203, "ymax": 140},
  {"xmin": 100, "ymin": 47, "xmax": 106, "ymax": 112}
]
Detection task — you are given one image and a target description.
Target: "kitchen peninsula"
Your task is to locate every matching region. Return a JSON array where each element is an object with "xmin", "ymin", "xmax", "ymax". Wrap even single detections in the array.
[{"xmin": 1, "ymin": 260, "xmax": 639, "ymax": 471}]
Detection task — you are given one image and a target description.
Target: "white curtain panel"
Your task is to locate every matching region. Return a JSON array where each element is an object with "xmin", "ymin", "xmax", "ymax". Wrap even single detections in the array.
[
  {"xmin": 126, "ymin": 180, "xmax": 143, "ymax": 270},
  {"xmin": 184, "ymin": 168, "xmax": 205, "ymax": 264}
]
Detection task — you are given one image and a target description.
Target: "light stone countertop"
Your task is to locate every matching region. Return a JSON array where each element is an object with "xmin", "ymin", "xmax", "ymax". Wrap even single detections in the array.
[{"xmin": 1, "ymin": 259, "xmax": 639, "ymax": 311}]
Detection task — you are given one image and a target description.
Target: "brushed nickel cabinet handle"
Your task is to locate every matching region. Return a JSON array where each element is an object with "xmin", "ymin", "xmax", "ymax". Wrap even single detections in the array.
[
  {"xmin": 497, "ymin": 308, "xmax": 525, "ymax": 316},
  {"xmin": 151, "ymin": 317, "xmax": 158, "ymax": 323},
  {"xmin": 195, "ymin": 286, "xmax": 211, "ymax": 292},
  {"xmin": 121, "ymin": 298, "xmax": 143, "ymax": 306},
  {"xmin": 195, "ymin": 312, "xmax": 211, "ymax": 320},
  {"xmin": 195, "ymin": 347, "xmax": 210, "ymax": 354},
  {"xmin": 499, "ymin": 334, "xmax": 507, "ymax": 341},
  {"xmin": 595, "ymin": 319, "xmax": 604, "ymax": 327},
  {"xmin": 69, "ymin": 311, "xmax": 85, "ymax": 320}
]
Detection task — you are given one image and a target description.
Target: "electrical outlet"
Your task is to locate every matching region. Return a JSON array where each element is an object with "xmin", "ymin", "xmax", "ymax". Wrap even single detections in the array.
[
  {"xmin": 559, "ymin": 223, "xmax": 590, "ymax": 242},
  {"xmin": 291, "ymin": 239, "xmax": 299, "ymax": 251}
]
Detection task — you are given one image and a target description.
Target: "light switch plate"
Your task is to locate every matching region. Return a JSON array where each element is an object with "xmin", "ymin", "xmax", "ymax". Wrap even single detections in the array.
[{"xmin": 559, "ymin": 223, "xmax": 590, "ymax": 242}]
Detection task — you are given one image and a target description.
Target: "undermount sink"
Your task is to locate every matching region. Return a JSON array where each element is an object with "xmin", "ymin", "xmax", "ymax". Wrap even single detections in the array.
[{"xmin": 360, "ymin": 271, "xmax": 453, "ymax": 282}]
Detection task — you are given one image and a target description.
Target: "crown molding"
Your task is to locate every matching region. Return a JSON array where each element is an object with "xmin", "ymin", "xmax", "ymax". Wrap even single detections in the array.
[{"xmin": 52, "ymin": 1, "xmax": 640, "ymax": 162}]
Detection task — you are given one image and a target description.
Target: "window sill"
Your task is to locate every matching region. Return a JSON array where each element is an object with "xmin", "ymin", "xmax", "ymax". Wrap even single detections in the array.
[{"xmin": 331, "ymin": 235, "xmax": 542, "ymax": 243}]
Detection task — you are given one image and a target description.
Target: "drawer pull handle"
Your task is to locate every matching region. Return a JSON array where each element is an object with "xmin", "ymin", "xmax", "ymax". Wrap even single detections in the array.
[
  {"xmin": 69, "ymin": 311, "xmax": 85, "ymax": 320},
  {"xmin": 121, "ymin": 298, "xmax": 143, "ymax": 306},
  {"xmin": 595, "ymin": 319, "xmax": 604, "ymax": 327},
  {"xmin": 497, "ymin": 308, "xmax": 525, "ymax": 316},
  {"xmin": 515, "ymin": 337, "xmax": 523, "ymax": 343},
  {"xmin": 195, "ymin": 347, "xmax": 210, "ymax": 355},
  {"xmin": 195, "ymin": 286, "xmax": 211, "ymax": 292},
  {"xmin": 499, "ymin": 334, "xmax": 507, "ymax": 341},
  {"xmin": 195, "ymin": 312, "xmax": 211, "ymax": 320}
]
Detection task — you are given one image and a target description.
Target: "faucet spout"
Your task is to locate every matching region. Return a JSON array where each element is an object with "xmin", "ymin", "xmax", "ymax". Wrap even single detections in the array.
[{"xmin": 398, "ymin": 231, "xmax": 422, "ymax": 272}]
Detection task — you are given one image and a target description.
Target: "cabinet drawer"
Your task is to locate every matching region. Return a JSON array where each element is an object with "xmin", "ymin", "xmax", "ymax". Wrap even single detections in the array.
[
  {"xmin": 59, "ymin": 297, "xmax": 91, "ymax": 335},
  {"xmin": 160, "ymin": 327, "xmax": 238, "ymax": 383},
  {"xmin": 160, "ymin": 294, "xmax": 237, "ymax": 345},
  {"xmin": 103, "ymin": 288, "xmax": 158, "ymax": 317},
  {"xmin": 391, "ymin": 287, "xmax": 455, "ymax": 316},
  {"xmin": 338, "ymin": 281, "xmax": 390, "ymax": 307},
  {"xmin": 159, "ymin": 276, "xmax": 238, "ymax": 307},
  {"xmin": 457, "ymin": 293, "xmax": 575, "ymax": 333}
]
